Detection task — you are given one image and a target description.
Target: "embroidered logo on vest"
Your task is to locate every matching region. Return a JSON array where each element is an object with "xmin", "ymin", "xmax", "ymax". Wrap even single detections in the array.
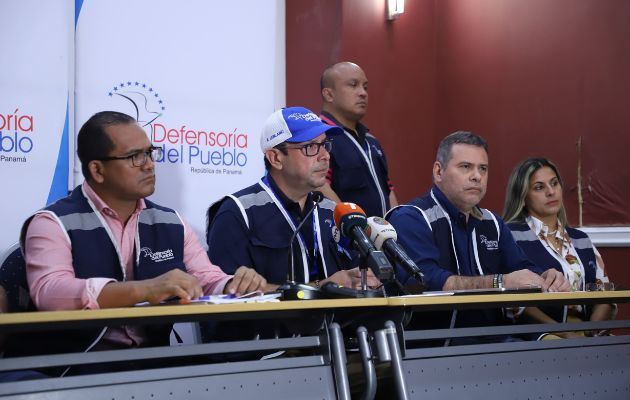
[
  {"xmin": 371, "ymin": 144, "xmax": 383, "ymax": 157},
  {"xmin": 331, "ymin": 226, "xmax": 341, "ymax": 243},
  {"xmin": 479, "ymin": 235, "xmax": 499, "ymax": 251},
  {"xmin": 140, "ymin": 247, "xmax": 175, "ymax": 263}
]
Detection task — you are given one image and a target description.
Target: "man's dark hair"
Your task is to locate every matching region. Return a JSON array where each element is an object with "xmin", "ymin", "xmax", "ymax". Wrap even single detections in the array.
[
  {"xmin": 77, "ymin": 111, "xmax": 136, "ymax": 180},
  {"xmin": 263, "ymin": 145, "xmax": 288, "ymax": 171},
  {"xmin": 436, "ymin": 131, "xmax": 488, "ymax": 167}
]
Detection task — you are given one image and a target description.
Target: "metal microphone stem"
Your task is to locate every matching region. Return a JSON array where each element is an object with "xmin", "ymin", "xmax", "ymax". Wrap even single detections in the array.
[{"xmin": 361, "ymin": 268, "xmax": 368, "ymax": 291}]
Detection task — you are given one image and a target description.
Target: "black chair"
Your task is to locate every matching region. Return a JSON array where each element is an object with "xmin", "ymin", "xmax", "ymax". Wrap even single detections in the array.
[
  {"xmin": 0, "ymin": 243, "xmax": 35, "ymax": 313},
  {"xmin": 0, "ymin": 243, "xmax": 48, "ymax": 381}
]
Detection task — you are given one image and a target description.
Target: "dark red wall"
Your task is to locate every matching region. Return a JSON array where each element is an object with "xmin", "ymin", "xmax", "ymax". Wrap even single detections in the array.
[
  {"xmin": 286, "ymin": 0, "xmax": 341, "ymax": 112},
  {"xmin": 431, "ymin": 0, "xmax": 630, "ymax": 297},
  {"xmin": 286, "ymin": 0, "xmax": 438, "ymax": 203},
  {"xmin": 434, "ymin": 0, "xmax": 630, "ymax": 224},
  {"xmin": 287, "ymin": 0, "xmax": 630, "ymax": 222},
  {"xmin": 286, "ymin": 0, "xmax": 630, "ymax": 284}
]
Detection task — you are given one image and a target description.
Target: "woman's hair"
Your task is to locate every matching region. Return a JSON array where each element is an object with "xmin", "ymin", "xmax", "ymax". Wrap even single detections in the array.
[{"xmin": 503, "ymin": 157, "xmax": 569, "ymax": 227}]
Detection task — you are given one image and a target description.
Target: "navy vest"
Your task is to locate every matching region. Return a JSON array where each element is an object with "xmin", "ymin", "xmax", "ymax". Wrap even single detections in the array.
[
  {"xmin": 509, "ymin": 222, "xmax": 597, "ymax": 321},
  {"xmin": 391, "ymin": 192, "xmax": 505, "ymax": 277},
  {"xmin": 322, "ymin": 115, "xmax": 391, "ymax": 217},
  {"xmin": 17, "ymin": 185, "xmax": 184, "ymax": 358},
  {"xmin": 387, "ymin": 191, "xmax": 508, "ymax": 329},
  {"xmin": 207, "ymin": 180, "xmax": 350, "ymax": 284}
]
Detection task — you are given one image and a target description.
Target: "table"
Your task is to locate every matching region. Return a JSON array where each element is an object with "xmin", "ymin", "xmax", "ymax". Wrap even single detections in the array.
[
  {"xmin": 1, "ymin": 291, "xmax": 628, "ymax": 399},
  {"xmin": 0, "ymin": 298, "xmax": 386, "ymax": 400},
  {"xmin": 380, "ymin": 290, "xmax": 630, "ymax": 399}
]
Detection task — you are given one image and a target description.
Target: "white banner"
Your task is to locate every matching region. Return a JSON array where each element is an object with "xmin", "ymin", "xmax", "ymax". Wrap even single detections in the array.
[
  {"xmin": 0, "ymin": 0, "xmax": 73, "ymax": 251},
  {"xmin": 75, "ymin": 0, "xmax": 284, "ymax": 241}
]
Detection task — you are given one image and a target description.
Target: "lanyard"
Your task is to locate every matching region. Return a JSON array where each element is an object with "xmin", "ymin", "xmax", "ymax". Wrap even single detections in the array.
[
  {"xmin": 310, "ymin": 219, "xmax": 319, "ymax": 278},
  {"xmin": 430, "ymin": 189, "xmax": 485, "ymax": 276},
  {"xmin": 261, "ymin": 176, "xmax": 320, "ymax": 281},
  {"xmin": 320, "ymin": 114, "xmax": 387, "ymax": 216}
]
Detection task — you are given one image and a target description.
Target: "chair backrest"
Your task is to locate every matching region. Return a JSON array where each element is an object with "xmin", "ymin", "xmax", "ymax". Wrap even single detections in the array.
[{"xmin": 0, "ymin": 242, "xmax": 34, "ymax": 313}]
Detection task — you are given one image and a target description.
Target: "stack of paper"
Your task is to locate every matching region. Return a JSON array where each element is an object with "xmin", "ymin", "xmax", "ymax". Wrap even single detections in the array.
[{"xmin": 193, "ymin": 292, "xmax": 281, "ymax": 304}]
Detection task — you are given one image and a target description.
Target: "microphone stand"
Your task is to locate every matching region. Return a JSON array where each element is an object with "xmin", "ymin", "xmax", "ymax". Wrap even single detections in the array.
[
  {"xmin": 326, "ymin": 225, "xmax": 387, "ymax": 298},
  {"xmin": 355, "ymin": 251, "xmax": 388, "ymax": 298},
  {"xmin": 279, "ymin": 192, "xmax": 324, "ymax": 300}
]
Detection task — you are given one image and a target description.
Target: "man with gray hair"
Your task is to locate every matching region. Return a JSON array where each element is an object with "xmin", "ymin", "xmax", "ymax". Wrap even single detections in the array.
[{"xmin": 386, "ymin": 131, "xmax": 569, "ymax": 331}]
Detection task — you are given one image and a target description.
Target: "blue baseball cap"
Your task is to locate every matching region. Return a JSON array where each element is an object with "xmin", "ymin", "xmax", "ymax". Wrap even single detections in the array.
[{"xmin": 260, "ymin": 106, "xmax": 342, "ymax": 152}]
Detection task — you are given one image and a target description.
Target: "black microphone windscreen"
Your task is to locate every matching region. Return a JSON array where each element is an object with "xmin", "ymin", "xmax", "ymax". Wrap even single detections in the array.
[{"xmin": 311, "ymin": 191, "xmax": 324, "ymax": 203}]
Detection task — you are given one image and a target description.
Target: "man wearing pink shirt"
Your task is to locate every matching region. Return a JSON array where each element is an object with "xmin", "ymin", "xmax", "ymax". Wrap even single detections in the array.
[{"xmin": 19, "ymin": 111, "xmax": 267, "ymax": 367}]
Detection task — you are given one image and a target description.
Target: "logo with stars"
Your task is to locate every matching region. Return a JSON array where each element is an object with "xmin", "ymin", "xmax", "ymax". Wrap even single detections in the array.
[{"xmin": 107, "ymin": 81, "xmax": 166, "ymax": 127}]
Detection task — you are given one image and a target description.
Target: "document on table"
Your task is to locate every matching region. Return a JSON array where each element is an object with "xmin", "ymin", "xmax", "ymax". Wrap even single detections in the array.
[
  {"xmin": 399, "ymin": 286, "xmax": 542, "ymax": 298},
  {"xmin": 194, "ymin": 291, "xmax": 282, "ymax": 304},
  {"xmin": 135, "ymin": 291, "xmax": 281, "ymax": 306}
]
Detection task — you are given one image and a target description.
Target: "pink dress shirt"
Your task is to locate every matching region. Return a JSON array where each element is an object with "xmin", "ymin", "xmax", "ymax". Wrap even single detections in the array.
[{"xmin": 24, "ymin": 182, "xmax": 232, "ymax": 346}]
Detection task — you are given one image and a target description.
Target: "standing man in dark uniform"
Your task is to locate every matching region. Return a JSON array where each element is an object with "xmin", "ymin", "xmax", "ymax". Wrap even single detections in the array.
[{"xmin": 319, "ymin": 61, "xmax": 398, "ymax": 218}]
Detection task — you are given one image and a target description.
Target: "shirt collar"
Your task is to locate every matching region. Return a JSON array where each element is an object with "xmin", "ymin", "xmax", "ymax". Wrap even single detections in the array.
[
  {"xmin": 265, "ymin": 174, "xmax": 313, "ymax": 217},
  {"xmin": 431, "ymin": 184, "xmax": 483, "ymax": 223},
  {"xmin": 83, "ymin": 181, "xmax": 145, "ymax": 218},
  {"xmin": 320, "ymin": 111, "xmax": 369, "ymax": 138},
  {"xmin": 526, "ymin": 215, "xmax": 563, "ymax": 238}
]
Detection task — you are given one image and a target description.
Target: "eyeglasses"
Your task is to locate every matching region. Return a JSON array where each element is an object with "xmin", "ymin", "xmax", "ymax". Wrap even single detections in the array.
[
  {"xmin": 98, "ymin": 146, "xmax": 162, "ymax": 167},
  {"xmin": 281, "ymin": 140, "xmax": 333, "ymax": 157}
]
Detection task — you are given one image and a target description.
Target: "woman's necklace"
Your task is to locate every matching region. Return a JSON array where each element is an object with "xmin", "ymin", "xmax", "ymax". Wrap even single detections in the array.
[{"xmin": 546, "ymin": 230, "xmax": 563, "ymax": 254}]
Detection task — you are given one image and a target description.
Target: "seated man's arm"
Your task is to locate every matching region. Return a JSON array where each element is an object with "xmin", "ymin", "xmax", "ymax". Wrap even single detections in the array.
[
  {"xmin": 443, "ymin": 274, "xmax": 494, "ymax": 290},
  {"xmin": 444, "ymin": 270, "xmax": 551, "ymax": 291},
  {"xmin": 207, "ymin": 200, "xmax": 255, "ymax": 275},
  {"xmin": 26, "ymin": 213, "xmax": 211, "ymax": 308},
  {"xmin": 390, "ymin": 208, "xmax": 556, "ymax": 291},
  {"xmin": 388, "ymin": 207, "xmax": 453, "ymax": 291},
  {"xmin": 97, "ymin": 269, "xmax": 203, "ymax": 306},
  {"xmin": 25, "ymin": 212, "xmax": 260, "ymax": 309},
  {"xmin": 25, "ymin": 213, "xmax": 115, "ymax": 310},
  {"xmin": 80, "ymin": 218, "xmax": 267, "ymax": 306},
  {"xmin": 205, "ymin": 201, "xmax": 270, "ymax": 293},
  {"xmin": 441, "ymin": 220, "xmax": 550, "ymax": 290}
]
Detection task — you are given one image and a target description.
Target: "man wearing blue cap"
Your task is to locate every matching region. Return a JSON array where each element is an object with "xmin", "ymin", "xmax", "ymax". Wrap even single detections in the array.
[{"xmin": 206, "ymin": 107, "xmax": 379, "ymax": 289}]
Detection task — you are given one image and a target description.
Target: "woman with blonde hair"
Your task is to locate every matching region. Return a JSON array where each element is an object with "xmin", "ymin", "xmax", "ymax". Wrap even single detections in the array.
[{"xmin": 504, "ymin": 157, "xmax": 615, "ymax": 338}]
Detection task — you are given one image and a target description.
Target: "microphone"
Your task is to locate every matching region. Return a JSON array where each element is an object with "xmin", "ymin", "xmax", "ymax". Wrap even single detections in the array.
[
  {"xmin": 333, "ymin": 203, "xmax": 393, "ymax": 281},
  {"xmin": 288, "ymin": 191, "xmax": 324, "ymax": 283},
  {"xmin": 281, "ymin": 191, "xmax": 324, "ymax": 300},
  {"xmin": 366, "ymin": 217, "xmax": 425, "ymax": 287}
]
